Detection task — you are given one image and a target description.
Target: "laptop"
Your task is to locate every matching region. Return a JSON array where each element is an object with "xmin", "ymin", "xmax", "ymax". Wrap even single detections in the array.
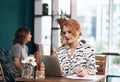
[{"xmin": 40, "ymin": 55, "xmax": 63, "ymax": 77}]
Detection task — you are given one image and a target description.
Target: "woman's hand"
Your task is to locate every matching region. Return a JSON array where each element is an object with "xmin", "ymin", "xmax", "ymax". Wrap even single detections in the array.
[{"xmin": 75, "ymin": 68, "xmax": 88, "ymax": 77}]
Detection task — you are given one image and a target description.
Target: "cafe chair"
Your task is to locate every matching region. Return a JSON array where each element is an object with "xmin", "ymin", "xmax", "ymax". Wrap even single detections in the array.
[
  {"xmin": 0, "ymin": 63, "xmax": 5, "ymax": 82},
  {"xmin": 95, "ymin": 55, "xmax": 106, "ymax": 75}
]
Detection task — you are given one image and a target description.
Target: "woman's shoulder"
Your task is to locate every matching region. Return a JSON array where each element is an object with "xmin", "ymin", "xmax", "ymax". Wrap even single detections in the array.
[
  {"xmin": 12, "ymin": 44, "xmax": 27, "ymax": 51},
  {"xmin": 56, "ymin": 45, "xmax": 68, "ymax": 53},
  {"xmin": 13, "ymin": 44, "xmax": 27, "ymax": 48},
  {"xmin": 12, "ymin": 44, "xmax": 22, "ymax": 48},
  {"xmin": 56, "ymin": 46, "xmax": 64, "ymax": 52},
  {"xmin": 81, "ymin": 43, "xmax": 93, "ymax": 48},
  {"xmin": 79, "ymin": 42, "xmax": 94, "ymax": 51}
]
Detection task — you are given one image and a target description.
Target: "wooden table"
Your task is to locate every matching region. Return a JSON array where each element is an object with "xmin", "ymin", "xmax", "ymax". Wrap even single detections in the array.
[{"xmin": 15, "ymin": 75, "xmax": 106, "ymax": 82}]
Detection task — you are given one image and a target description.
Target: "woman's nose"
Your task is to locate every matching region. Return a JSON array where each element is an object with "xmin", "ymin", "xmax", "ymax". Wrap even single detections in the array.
[
  {"xmin": 30, "ymin": 34, "xmax": 32, "ymax": 38},
  {"xmin": 64, "ymin": 32, "xmax": 69, "ymax": 37}
]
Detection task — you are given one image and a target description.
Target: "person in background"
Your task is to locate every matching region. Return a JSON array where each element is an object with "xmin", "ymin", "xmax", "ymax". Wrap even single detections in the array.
[
  {"xmin": 56, "ymin": 18, "xmax": 96, "ymax": 77},
  {"xmin": 11, "ymin": 28, "xmax": 32, "ymax": 73}
]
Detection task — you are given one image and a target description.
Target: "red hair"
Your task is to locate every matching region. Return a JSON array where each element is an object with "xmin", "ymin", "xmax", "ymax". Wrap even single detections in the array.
[{"xmin": 60, "ymin": 19, "xmax": 82, "ymax": 46}]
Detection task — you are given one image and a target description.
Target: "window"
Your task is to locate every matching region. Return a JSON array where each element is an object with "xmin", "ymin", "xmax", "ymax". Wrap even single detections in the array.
[
  {"xmin": 58, "ymin": 0, "xmax": 70, "ymax": 14},
  {"xmin": 76, "ymin": 0, "xmax": 109, "ymax": 52}
]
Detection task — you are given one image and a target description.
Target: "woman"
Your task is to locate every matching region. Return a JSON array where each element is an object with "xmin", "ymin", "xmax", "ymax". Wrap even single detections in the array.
[
  {"xmin": 56, "ymin": 19, "xmax": 96, "ymax": 77},
  {"xmin": 11, "ymin": 28, "xmax": 32, "ymax": 73}
]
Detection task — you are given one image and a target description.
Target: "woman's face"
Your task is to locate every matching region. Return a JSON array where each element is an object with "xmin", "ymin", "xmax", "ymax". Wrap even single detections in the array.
[
  {"xmin": 25, "ymin": 32, "xmax": 32, "ymax": 43},
  {"xmin": 62, "ymin": 26, "xmax": 79, "ymax": 44}
]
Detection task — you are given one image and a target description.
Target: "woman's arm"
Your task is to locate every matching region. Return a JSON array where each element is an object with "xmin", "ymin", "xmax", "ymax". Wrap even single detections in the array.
[
  {"xmin": 13, "ymin": 57, "xmax": 23, "ymax": 73},
  {"xmin": 76, "ymin": 45, "xmax": 96, "ymax": 76},
  {"xmin": 86, "ymin": 48, "xmax": 96, "ymax": 75}
]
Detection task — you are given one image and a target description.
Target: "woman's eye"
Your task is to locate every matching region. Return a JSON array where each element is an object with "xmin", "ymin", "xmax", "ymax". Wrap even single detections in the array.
[
  {"xmin": 63, "ymin": 31, "xmax": 72, "ymax": 35},
  {"xmin": 63, "ymin": 32, "xmax": 66, "ymax": 35},
  {"xmin": 68, "ymin": 31, "xmax": 72, "ymax": 33}
]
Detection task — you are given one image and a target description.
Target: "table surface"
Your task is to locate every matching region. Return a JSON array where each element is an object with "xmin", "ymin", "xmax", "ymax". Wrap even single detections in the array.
[
  {"xmin": 96, "ymin": 52, "xmax": 120, "ymax": 56},
  {"xmin": 15, "ymin": 75, "xmax": 106, "ymax": 82}
]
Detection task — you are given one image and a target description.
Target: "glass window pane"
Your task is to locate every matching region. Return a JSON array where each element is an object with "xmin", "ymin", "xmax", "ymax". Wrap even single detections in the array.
[
  {"xmin": 108, "ymin": 0, "xmax": 120, "ymax": 78},
  {"xmin": 58, "ymin": 0, "xmax": 70, "ymax": 14},
  {"xmin": 113, "ymin": 0, "xmax": 120, "ymax": 52},
  {"xmin": 76, "ymin": 0, "xmax": 109, "ymax": 52}
]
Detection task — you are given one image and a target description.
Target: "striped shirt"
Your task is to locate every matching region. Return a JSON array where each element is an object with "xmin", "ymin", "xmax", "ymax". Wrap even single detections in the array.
[{"xmin": 56, "ymin": 42, "xmax": 96, "ymax": 76}]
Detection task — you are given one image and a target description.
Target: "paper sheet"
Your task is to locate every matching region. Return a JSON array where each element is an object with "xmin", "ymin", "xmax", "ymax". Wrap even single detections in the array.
[{"xmin": 65, "ymin": 74, "xmax": 98, "ymax": 80}]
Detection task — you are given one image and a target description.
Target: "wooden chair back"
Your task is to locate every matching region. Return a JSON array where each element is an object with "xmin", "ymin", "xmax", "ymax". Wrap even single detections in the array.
[
  {"xmin": 0, "ymin": 63, "xmax": 5, "ymax": 82},
  {"xmin": 95, "ymin": 55, "xmax": 106, "ymax": 75}
]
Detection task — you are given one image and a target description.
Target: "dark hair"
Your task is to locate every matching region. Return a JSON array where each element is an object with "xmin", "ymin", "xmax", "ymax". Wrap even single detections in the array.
[{"xmin": 13, "ymin": 28, "xmax": 30, "ymax": 45}]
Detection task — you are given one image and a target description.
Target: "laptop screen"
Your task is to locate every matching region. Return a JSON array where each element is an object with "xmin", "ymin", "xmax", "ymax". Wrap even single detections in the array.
[{"xmin": 40, "ymin": 55, "xmax": 63, "ymax": 77}]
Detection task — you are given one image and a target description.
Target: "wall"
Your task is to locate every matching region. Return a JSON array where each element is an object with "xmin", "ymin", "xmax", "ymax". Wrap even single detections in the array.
[{"xmin": 0, "ymin": 0, "xmax": 34, "ymax": 53}]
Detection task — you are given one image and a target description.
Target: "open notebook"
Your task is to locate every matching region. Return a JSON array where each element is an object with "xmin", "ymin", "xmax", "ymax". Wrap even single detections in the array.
[{"xmin": 40, "ymin": 55, "xmax": 63, "ymax": 77}]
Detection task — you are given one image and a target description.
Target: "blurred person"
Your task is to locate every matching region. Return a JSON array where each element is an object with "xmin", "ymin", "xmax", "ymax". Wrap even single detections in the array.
[{"xmin": 11, "ymin": 27, "xmax": 32, "ymax": 73}]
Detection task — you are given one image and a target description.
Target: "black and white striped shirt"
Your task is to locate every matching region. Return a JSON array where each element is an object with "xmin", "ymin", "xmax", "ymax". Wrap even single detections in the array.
[{"xmin": 56, "ymin": 42, "xmax": 96, "ymax": 76}]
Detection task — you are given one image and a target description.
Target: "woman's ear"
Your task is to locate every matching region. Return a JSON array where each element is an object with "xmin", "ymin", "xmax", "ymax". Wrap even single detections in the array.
[
  {"xmin": 79, "ymin": 32, "xmax": 82, "ymax": 36},
  {"xmin": 76, "ymin": 31, "xmax": 81, "ymax": 36}
]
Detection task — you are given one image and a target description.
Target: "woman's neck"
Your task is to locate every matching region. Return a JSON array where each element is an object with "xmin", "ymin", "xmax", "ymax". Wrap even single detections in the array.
[
  {"xmin": 69, "ymin": 40, "xmax": 79, "ymax": 55},
  {"xmin": 69, "ymin": 40, "xmax": 79, "ymax": 49}
]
